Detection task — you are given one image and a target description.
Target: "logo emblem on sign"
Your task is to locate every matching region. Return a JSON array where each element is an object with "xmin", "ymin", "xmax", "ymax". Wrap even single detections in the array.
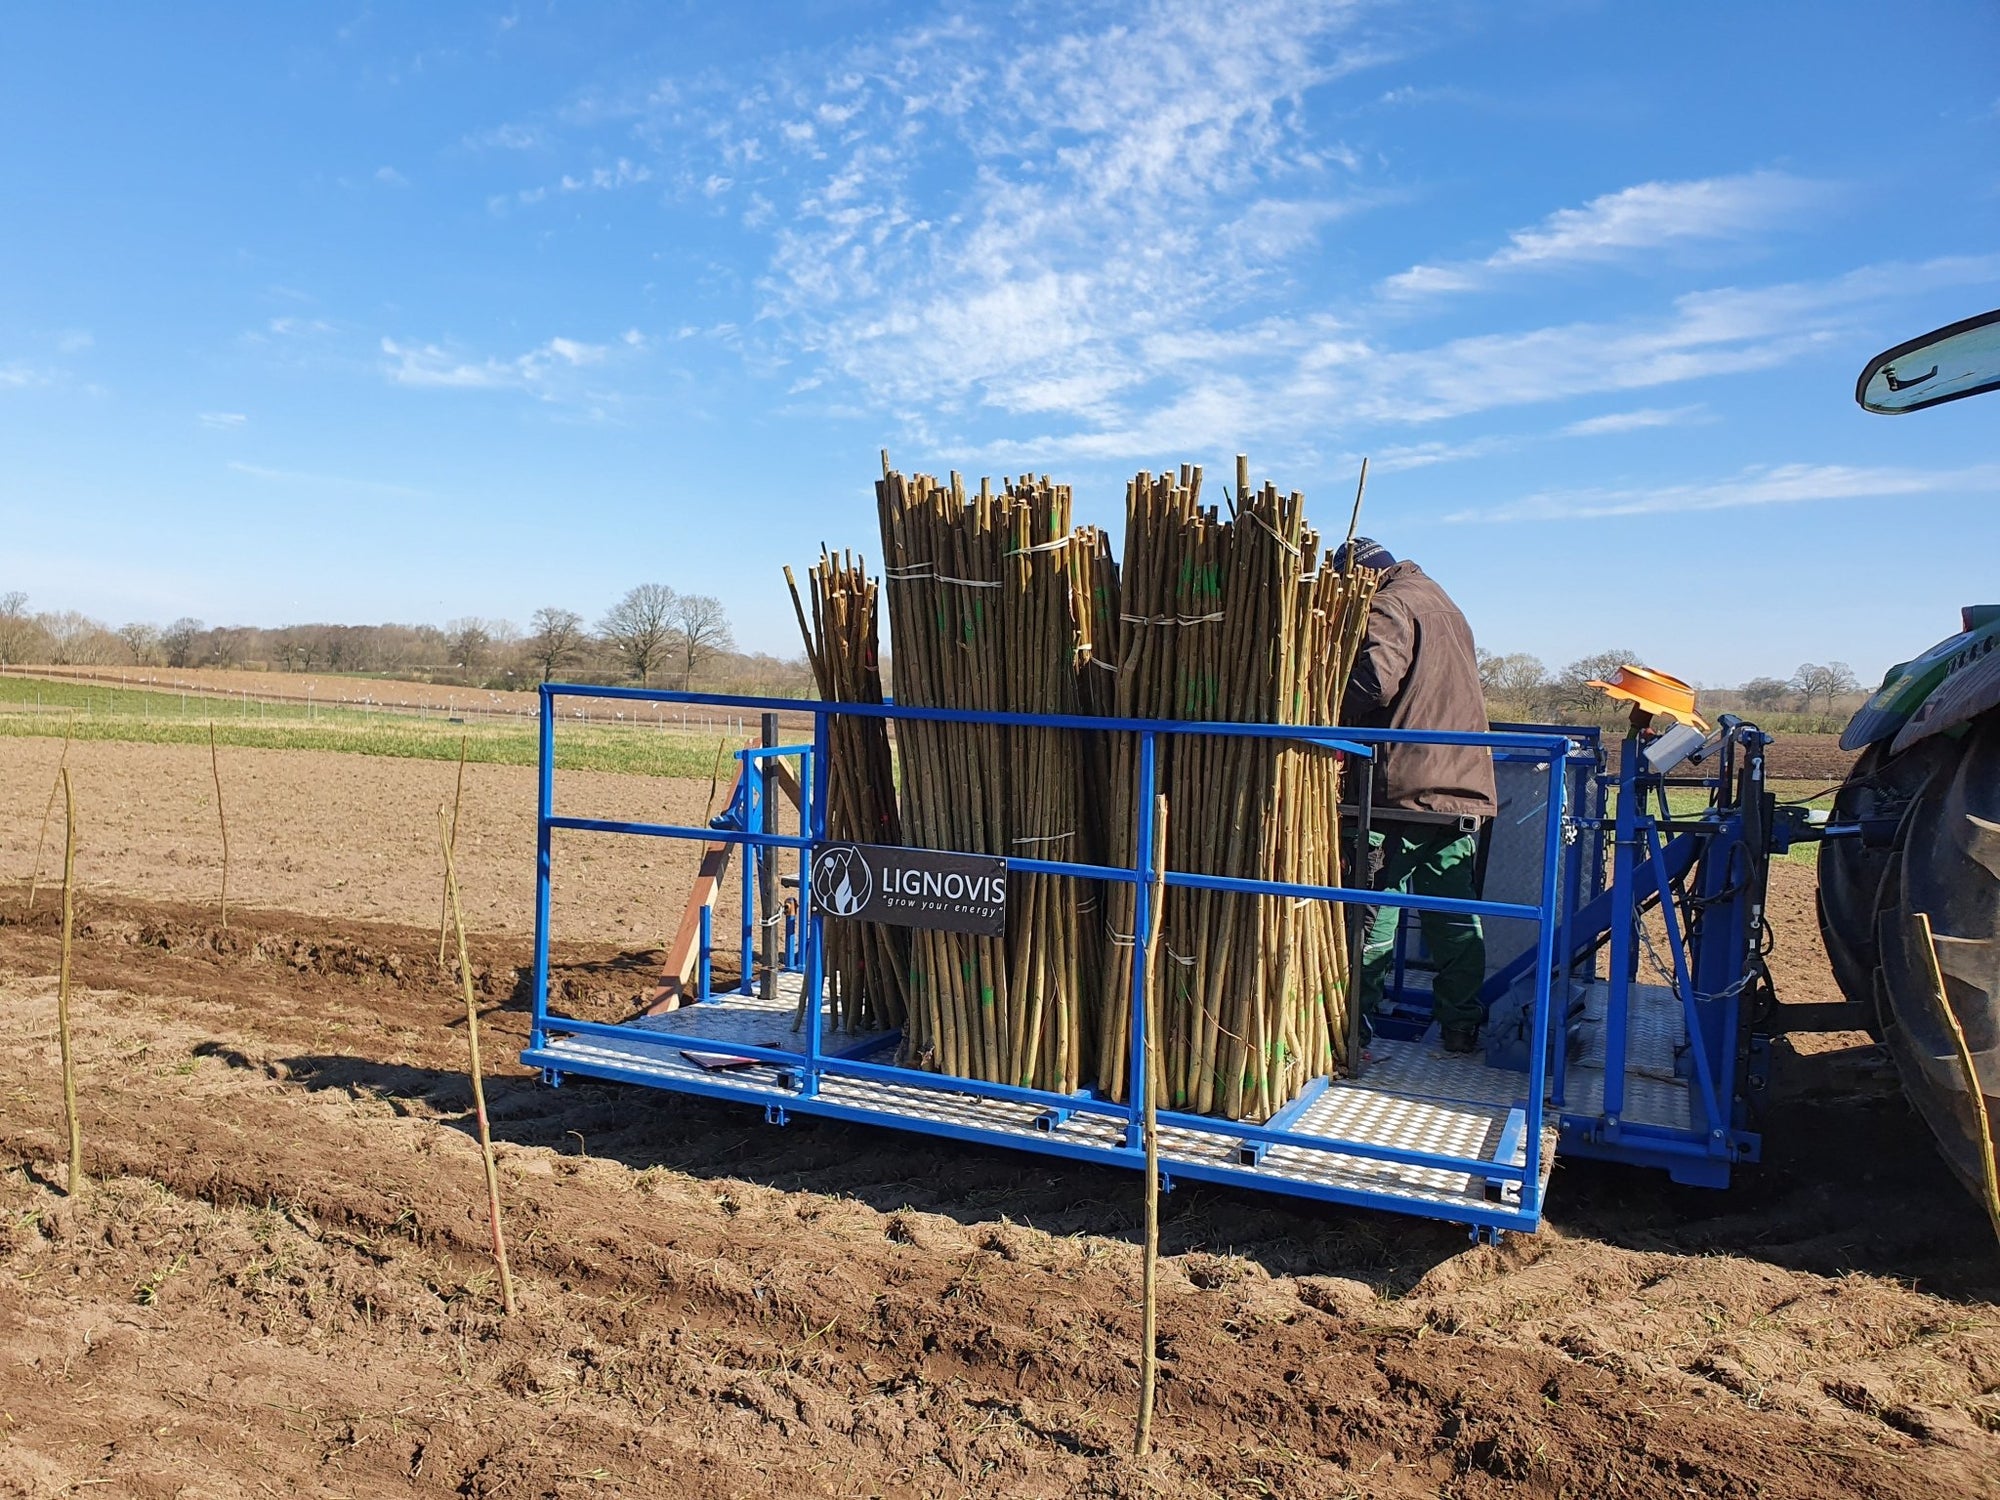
[
  {"xmin": 811, "ymin": 843, "xmax": 874, "ymax": 918},
  {"xmin": 809, "ymin": 842, "xmax": 1008, "ymax": 935}
]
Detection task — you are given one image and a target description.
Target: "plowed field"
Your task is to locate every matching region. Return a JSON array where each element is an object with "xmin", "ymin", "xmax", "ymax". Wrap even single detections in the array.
[{"xmin": 0, "ymin": 738, "xmax": 1994, "ymax": 1499}]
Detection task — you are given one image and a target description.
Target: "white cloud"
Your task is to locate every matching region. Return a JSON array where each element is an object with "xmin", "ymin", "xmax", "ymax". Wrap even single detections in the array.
[
  {"xmin": 56, "ymin": 330, "xmax": 93, "ymax": 353},
  {"xmin": 1348, "ymin": 404, "xmax": 1706, "ymax": 475},
  {"xmin": 375, "ymin": 165, "xmax": 410, "ymax": 187},
  {"xmin": 380, "ymin": 338, "xmax": 511, "ymax": 389},
  {"xmin": 735, "ymin": 1, "xmax": 1383, "ymax": 428},
  {"xmin": 226, "ymin": 460, "xmax": 427, "ymax": 497},
  {"xmin": 1560, "ymin": 405, "xmax": 1706, "ymax": 437},
  {"xmin": 542, "ymin": 337, "xmax": 604, "ymax": 366},
  {"xmin": 199, "ymin": 411, "xmax": 248, "ymax": 429},
  {"xmin": 466, "ymin": 122, "xmax": 543, "ymax": 150},
  {"xmin": 501, "ymin": 8, "xmax": 1998, "ymax": 465},
  {"xmin": 494, "ymin": 156, "xmax": 652, "ymax": 209},
  {"xmin": 269, "ymin": 316, "xmax": 332, "ymax": 336},
  {"xmin": 1446, "ymin": 461, "xmax": 2000, "ymax": 524},
  {"xmin": 1382, "ymin": 171, "xmax": 1829, "ymax": 299},
  {"xmin": 1345, "ymin": 255, "xmax": 2000, "ymax": 425},
  {"xmin": 1368, "ymin": 434, "xmax": 1522, "ymax": 473},
  {"xmin": 584, "ymin": 158, "xmax": 650, "ymax": 190},
  {"xmin": 378, "ymin": 334, "xmax": 619, "ymax": 399},
  {"xmin": 959, "ymin": 252, "xmax": 2000, "ymax": 460}
]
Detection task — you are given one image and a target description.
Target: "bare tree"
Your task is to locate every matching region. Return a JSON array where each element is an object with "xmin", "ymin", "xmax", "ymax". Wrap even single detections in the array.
[
  {"xmin": 1790, "ymin": 662, "xmax": 1860, "ymax": 715},
  {"xmin": 1477, "ymin": 650, "xmax": 1548, "ymax": 720},
  {"xmin": 206, "ymin": 626, "xmax": 251, "ymax": 668},
  {"xmin": 1740, "ymin": 676, "xmax": 1792, "ymax": 712},
  {"xmin": 1555, "ymin": 648, "xmax": 1638, "ymax": 719},
  {"xmin": 161, "ymin": 617, "xmax": 204, "ymax": 668},
  {"xmin": 269, "ymin": 626, "xmax": 304, "ymax": 671},
  {"xmin": 526, "ymin": 606, "xmax": 587, "ymax": 682},
  {"xmin": 42, "ymin": 611, "xmax": 122, "ymax": 665},
  {"xmin": 117, "ymin": 622, "xmax": 163, "ymax": 665},
  {"xmin": 599, "ymin": 584, "xmax": 678, "ymax": 686},
  {"xmin": 446, "ymin": 618, "xmax": 493, "ymax": 683},
  {"xmin": 671, "ymin": 593, "xmax": 733, "ymax": 690},
  {"xmin": 0, "ymin": 592, "xmax": 42, "ymax": 664}
]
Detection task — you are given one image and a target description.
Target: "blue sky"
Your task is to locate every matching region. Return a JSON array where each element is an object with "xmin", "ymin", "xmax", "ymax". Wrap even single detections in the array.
[{"xmin": 4, "ymin": 2, "xmax": 1997, "ymax": 686}]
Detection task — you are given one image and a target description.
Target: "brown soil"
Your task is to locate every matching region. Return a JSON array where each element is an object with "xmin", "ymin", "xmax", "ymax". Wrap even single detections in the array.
[
  {"xmin": 0, "ymin": 738, "xmax": 758, "ymax": 948},
  {"xmin": 1, "ymin": 748, "xmax": 1996, "ymax": 1497},
  {"xmin": 1765, "ymin": 734, "xmax": 1858, "ymax": 784}
]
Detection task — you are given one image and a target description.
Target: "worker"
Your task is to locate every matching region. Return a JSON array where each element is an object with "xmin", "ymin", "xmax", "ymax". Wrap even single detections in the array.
[{"xmin": 1336, "ymin": 537, "xmax": 1498, "ymax": 1054}]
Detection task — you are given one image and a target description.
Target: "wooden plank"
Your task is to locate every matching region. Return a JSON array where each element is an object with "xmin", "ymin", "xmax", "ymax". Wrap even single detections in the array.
[{"xmin": 642, "ymin": 758, "xmax": 748, "ymax": 1014}]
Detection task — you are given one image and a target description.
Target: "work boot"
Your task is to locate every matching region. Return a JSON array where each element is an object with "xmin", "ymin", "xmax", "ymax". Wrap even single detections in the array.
[{"xmin": 1440, "ymin": 1025, "xmax": 1480, "ymax": 1055}]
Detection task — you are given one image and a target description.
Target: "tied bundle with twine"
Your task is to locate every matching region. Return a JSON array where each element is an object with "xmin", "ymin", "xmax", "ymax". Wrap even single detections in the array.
[
  {"xmin": 1093, "ymin": 462, "xmax": 1378, "ymax": 1120},
  {"xmin": 796, "ymin": 455, "xmax": 1376, "ymax": 1121},
  {"xmin": 784, "ymin": 551, "xmax": 910, "ymax": 1035},
  {"xmin": 870, "ymin": 465, "xmax": 1101, "ymax": 1093}
]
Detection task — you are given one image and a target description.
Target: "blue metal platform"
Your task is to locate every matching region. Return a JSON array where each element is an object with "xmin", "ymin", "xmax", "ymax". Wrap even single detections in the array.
[{"xmin": 523, "ymin": 685, "xmax": 1770, "ymax": 1236}]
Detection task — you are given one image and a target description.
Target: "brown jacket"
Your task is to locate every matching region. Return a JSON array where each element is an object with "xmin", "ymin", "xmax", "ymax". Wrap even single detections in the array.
[{"xmin": 1341, "ymin": 561, "xmax": 1498, "ymax": 819}]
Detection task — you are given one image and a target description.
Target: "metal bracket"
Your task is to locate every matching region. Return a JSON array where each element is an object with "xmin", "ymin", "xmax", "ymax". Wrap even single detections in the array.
[
  {"xmin": 1482, "ymin": 1107, "xmax": 1528, "ymax": 1202},
  {"xmin": 540, "ymin": 1068, "xmax": 564, "ymax": 1088},
  {"xmin": 1235, "ymin": 1075, "xmax": 1331, "ymax": 1164},
  {"xmin": 763, "ymin": 1103, "xmax": 790, "ymax": 1127}
]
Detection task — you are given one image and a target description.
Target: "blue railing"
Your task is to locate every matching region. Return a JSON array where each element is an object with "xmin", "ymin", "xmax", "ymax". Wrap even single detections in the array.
[{"xmin": 528, "ymin": 684, "xmax": 1581, "ymax": 1233}]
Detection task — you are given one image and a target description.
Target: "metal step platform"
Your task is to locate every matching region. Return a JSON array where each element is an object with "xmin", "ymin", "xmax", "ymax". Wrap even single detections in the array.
[
  {"xmin": 1558, "ymin": 980, "xmax": 1691, "ymax": 1131},
  {"xmin": 524, "ymin": 984, "xmax": 1559, "ymax": 1232}
]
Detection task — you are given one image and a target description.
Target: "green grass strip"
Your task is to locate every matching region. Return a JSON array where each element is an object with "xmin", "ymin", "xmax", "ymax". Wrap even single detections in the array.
[{"xmin": 0, "ymin": 708, "xmax": 728, "ymax": 778}]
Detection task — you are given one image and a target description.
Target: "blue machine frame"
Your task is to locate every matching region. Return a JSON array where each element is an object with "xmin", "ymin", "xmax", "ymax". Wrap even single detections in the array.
[{"xmin": 522, "ymin": 685, "xmax": 1772, "ymax": 1236}]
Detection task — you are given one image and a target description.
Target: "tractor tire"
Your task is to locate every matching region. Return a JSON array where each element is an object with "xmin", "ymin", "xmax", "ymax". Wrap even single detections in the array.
[
  {"xmin": 1817, "ymin": 736, "xmax": 1956, "ymax": 1033},
  {"xmin": 1877, "ymin": 711, "xmax": 2000, "ymax": 1194}
]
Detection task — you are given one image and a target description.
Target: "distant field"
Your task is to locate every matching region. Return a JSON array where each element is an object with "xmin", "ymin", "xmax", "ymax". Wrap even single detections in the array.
[
  {"xmin": 0, "ymin": 674, "xmax": 737, "ymax": 777},
  {"xmin": 0, "ymin": 662, "xmax": 540, "ymax": 716}
]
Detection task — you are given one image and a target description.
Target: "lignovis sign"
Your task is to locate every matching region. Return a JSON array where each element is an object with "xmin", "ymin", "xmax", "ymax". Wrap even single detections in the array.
[{"xmin": 809, "ymin": 842, "xmax": 1007, "ymax": 937}]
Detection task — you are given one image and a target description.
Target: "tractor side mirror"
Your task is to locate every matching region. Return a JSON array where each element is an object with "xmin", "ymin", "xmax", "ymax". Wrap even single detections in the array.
[{"xmin": 1856, "ymin": 307, "xmax": 2000, "ymax": 413}]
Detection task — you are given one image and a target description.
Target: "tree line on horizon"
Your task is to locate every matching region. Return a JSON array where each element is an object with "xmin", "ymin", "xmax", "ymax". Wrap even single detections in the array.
[
  {"xmin": 1478, "ymin": 647, "xmax": 1866, "ymax": 733},
  {"xmin": 0, "ymin": 588, "xmax": 1868, "ymax": 728},
  {"xmin": 0, "ymin": 586, "xmax": 815, "ymax": 697}
]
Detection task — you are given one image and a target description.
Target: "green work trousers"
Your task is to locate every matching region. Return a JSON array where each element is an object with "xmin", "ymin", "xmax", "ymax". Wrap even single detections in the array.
[{"xmin": 1357, "ymin": 824, "xmax": 1486, "ymax": 1031}]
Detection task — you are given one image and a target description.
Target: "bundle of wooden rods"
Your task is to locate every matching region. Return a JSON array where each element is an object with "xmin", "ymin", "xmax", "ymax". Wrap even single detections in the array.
[
  {"xmin": 1093, "ymin": 462, "xmax": 1378, "ymax": 1120},
  {"xmin": 873, "ymin": 468, "xmax": 1097, "ymax": 1091},
  {"xmin": 790, "ymin": 458, "xmax": 1375, "ymax": 1119},
  {"xmin": 783, "ymin": 552, "xmax": 909, "ymax": 1034}
]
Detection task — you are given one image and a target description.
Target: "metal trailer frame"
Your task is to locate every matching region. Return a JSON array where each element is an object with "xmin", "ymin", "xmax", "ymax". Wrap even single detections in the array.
[
  {"xmin": 1546, "ymin": 722, "xmax": 1771, "ymax": 1185},
  {"xmin": 523, "ymin": 683, "xmax": 1587, "ymax": 1240},
  {"xmin": 1462, "ymin": 720, "xmax": 1771, "ymax": 1187},
  {"xmin": 713, "ymin": 739, "xmax": 815, "ymax": 998}
]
